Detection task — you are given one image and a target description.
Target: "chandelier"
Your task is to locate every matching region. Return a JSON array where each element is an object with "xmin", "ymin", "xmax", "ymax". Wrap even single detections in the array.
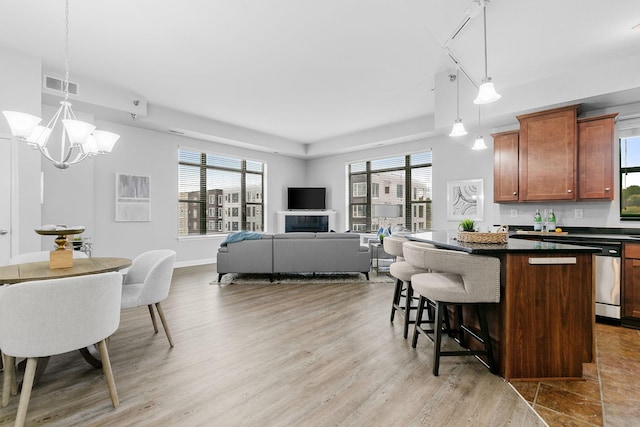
[{"xmin": 2, "ymin": 0, "xmax": 119, "ymax": 169}]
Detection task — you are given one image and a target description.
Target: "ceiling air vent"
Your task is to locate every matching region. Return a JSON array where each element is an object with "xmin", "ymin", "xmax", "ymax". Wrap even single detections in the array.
[{"xmin": 43, "ymin": 75, "xmax": 79, "ymax": 96}]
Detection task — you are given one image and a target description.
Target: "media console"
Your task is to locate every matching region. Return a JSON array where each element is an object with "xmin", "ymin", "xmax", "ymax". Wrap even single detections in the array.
[{"xmin": 277, "ymin": 210, "xmax": 337, "ymax": 233}]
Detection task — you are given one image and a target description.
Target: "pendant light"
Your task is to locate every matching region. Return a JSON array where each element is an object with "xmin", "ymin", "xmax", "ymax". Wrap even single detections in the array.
[
  {"xmin": 471, "ymin": 106, "xmax": 488, "ymax": 150},
  {"xmin": 473, "ymin": 0, "xmax": 501, "ymax": 105},
  {"xmin": 449, "ymin": 69, "xmax": 467, "ymax": 137},
  {"xmin": 2, "ymin": 0, "xmax": 120, "ymax": 169}
]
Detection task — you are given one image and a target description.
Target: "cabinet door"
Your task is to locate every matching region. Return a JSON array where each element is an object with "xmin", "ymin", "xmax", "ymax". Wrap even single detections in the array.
[
  {"xmin": 623, "ymin": 244, "xmax": 640, "ymax": 320},
  {"xmin": 493, "ymin": 130, "xmax": 520, "ymax": 202},
  {"xmin": 578, "ymin": 114, "xmax": 617, "ymax": 200},
  {"xmin": 517, "ymin": 105, "xmax": 579, "ymax": 201}
]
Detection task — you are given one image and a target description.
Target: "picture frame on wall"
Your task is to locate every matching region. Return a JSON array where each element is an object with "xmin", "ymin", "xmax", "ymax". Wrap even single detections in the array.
[
  {"xmin": 115, "ymin": 173, "xmax": 150, "ymax": 222},
  {"xmin": 446, "ymin": 178, "xmax": 484, "ymax": 221}
]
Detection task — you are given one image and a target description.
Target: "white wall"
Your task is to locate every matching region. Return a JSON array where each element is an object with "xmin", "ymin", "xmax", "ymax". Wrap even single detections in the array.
[{"xmin": 0, "ymin": 46, "xmax": 43, "ymax": 256}]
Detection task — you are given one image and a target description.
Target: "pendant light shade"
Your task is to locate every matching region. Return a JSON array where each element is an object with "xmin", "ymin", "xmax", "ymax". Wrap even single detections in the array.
[
  {"xmin": 474, "ymin": 78, "xmax": 501, "ymax": 105},
  {"xmin": 449, "ymin": 120, "xmax": 468, "ymax": 137},
  {"xmin": 474, "ymin": 1, "xmax": 501, "ymax": 105},
  {"xmin": 471, "ymin": 136, "xmax": 488, "ymax": 150}
]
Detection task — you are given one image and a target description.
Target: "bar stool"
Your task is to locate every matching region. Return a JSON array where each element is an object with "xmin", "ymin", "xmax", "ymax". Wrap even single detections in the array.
[
  {"xmin": 403, "ymin": 242, "xmax": 500, "ymax": 376},
  {"xmin": 383, "ymin": 236, "xmax": 431, "ymax": 338}
]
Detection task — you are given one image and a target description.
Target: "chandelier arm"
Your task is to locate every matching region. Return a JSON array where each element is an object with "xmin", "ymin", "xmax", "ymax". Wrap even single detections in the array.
[{"xmin": 38, "ymin": 146, "xmax": 58, "ymax": 165}]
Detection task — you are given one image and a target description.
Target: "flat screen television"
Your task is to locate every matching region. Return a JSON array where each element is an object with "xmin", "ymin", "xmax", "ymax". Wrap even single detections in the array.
[{"xmin": 287, "ymin": 187, "xmax": 326, "ymax": 210}]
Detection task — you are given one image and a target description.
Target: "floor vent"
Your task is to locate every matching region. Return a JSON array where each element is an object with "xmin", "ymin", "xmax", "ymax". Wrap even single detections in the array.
[{"xmin": 43, "ymin": 75, "xmax": 79, "ymax": 96}]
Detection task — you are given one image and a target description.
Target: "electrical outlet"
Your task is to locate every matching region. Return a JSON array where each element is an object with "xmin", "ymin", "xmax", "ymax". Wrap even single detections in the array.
[
  {"xmin": 510, "ymin": 209, "xmax": 518, "ymax": 218},
  {"xmin": 575, "ymin": 209, "xmax": 583, "ymax": 219}
]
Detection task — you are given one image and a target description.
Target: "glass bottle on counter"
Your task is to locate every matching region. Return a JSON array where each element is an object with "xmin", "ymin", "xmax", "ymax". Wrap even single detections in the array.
[
  {"xmin": 547, "ymin": 209, "xmax": 556, "ymax": 232},
  {"xmin": 533, "ymin": 209, "xmax": 542, "ymax": 231}
]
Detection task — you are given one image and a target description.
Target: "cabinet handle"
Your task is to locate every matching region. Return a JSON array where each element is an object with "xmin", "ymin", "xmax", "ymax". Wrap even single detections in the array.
[
  {"xmin": 605, "ymin": 187, "xmax": 611, "ymax": 191},
  {"xmin": 567, "ymin": 189, "xmax": 572, "ymax": 193},
  {"xmin": 512, "ymin": 191, "xmax": 517, "ymax": 195}
]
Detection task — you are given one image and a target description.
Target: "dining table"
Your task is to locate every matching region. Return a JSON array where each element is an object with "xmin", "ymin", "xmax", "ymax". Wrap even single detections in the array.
[
  {"xmin": 0, "ymin": 256, "xmax": 132, "ymax": 377},
  {"xmin": 0, "ymin": 257, "xmax": 132, "ymax": 284}
]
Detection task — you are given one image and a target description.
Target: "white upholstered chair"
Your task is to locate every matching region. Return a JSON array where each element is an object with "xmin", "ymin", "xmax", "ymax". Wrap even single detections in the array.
[
  {"xmin": 7, "ymin": 250, "xmax": 88, "ymax": 265},
  {"xmin": 0, "ymin": 272, "xmax": 122, "ymax": 427},
  {"xmin": 403, "ymin": 242, "xmax": 501, "ymax": 376},
  {"xmin": 383, "ymin": 236, "xmax": 431, "ymax": 338},
  {"xmin": 121, "ymin": 250, "xmax": 176, "ymax": 347}
]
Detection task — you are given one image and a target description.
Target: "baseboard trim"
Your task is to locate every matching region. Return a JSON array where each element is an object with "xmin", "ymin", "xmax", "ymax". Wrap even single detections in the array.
[{"xmin": 175, "ymin": 259, "xmax": 216, "ymax": 268}]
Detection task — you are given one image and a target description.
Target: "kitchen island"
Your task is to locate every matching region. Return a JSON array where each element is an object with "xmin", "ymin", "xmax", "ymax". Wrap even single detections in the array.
[{"xmin": 409, "ymin": 231, "xmax": 599, "ymax": 381}]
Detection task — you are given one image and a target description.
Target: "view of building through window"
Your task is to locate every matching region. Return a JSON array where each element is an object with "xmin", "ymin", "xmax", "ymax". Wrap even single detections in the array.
[
  {"xmin": 620, "ymin": 136, "xmax": 640, "ymax": 218},
  {"xmin": 178, "ymin": 149, "xmax": 264, "ymax": 235},
  {"xmin": 348, "ymin": 151, "xmax": 432, "ymax": 232}
]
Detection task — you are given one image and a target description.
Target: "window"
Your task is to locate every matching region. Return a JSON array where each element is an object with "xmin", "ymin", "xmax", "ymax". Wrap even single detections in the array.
[
  {"xmin": 371, "ymin": 183, "xmax": 379, "ymax": 198},
  {"xmin": 178, "ymin": 149, "xmax": 264, "ymax": 235},
  {"xmin": 621, "ymin": 136, "xmax": 640, "ymax": 218},
  {"xmin": 353, "ymin": 182, "xmax": 367, "ymax": 197},
  {"xmin": 348, "ymin": 151, "xmax": 432, "ymax": 232}
]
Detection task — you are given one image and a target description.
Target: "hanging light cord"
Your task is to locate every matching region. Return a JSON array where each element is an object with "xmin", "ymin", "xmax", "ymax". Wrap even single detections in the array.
[
  {"xmin": 456, "ymin": 68, "xmax": 460, "ymax": 119},
  {"xmin": 482, "ymin": 2, "xmax": 488, "ymax": 79},
  {"xmin": 63, "ymin": 0, "xmax": 70, "ymax": 101}
]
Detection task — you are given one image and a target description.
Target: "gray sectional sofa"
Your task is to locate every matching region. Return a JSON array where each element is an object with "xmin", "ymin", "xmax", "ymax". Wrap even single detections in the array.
[{"xmin": 216, "ymin": 232, "xmax": 371, "ymax": 282}]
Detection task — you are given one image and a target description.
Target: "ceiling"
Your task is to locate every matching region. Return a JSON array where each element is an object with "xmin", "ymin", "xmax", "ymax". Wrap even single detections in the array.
[{"xmin": 0, "ymin": 0, "xmax": 639, "ymax": 146}]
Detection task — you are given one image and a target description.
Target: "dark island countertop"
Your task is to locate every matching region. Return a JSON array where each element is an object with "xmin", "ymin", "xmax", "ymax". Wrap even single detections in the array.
[{"xmin": 408, "ymin": 231, "xmax": 601, "ymax": 254}]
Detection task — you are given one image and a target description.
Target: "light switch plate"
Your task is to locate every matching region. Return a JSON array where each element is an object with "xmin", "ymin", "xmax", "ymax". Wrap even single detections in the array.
[
  {"xmin": 510, "ymin": 209, "xmax": 517, "ymax": 218},
  {"xmin": 575, "ymin": 209, "xmax": 583, "ymax": 219}
]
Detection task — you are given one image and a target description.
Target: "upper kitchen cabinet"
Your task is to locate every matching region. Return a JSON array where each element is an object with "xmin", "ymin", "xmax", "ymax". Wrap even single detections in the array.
[
  {"xmin": 578, "ymin": 114, "xmax": 618, "ymax": 200},
  {"xmin": 493, "ymin": 130, "xmax": 520, "ymax": 202},
  {"xmin": 493, "ymin": 105, "xmax": 618, "ymax": 203},
  {"xmin": 517, "ymin": 105, "xmax": 580, "ymax": 202}
]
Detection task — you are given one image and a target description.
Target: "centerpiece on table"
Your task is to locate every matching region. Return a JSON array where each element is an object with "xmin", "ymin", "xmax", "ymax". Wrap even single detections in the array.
[
  {"xmin": 34, "ymin": 224, "xmax": 85, "ymax": 269},
  {"xmin": 456, "ymin": 219, "xmax": 509, "ymax": 244}
]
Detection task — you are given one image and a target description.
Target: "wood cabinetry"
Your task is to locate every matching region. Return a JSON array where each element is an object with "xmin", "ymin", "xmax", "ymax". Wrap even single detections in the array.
[
  {"xmin": 492, "ymin": 105, "xmax": 617, "ymax": 203},
  {"xmin": 517, "ymin": 105, "xmax": 579, "ymax": 201},
  {"xmin": 578, "ymin": 114, "xmax": 617, "ymax": 200},
  {"xmin": 623, "ymin": 243, "xmax": 640, "ymax": 324},
  {"xmin": 492, "ymin": 130, "xmax": 519, "ymax": 202}
]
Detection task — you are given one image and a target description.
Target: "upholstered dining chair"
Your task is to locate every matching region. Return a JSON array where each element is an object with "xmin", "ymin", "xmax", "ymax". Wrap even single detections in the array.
[
  {"xmin": 0, "ymin": 272, "xmax": 122, "ymax": 427},
  {"xmin": 7, "ymin": 250, "xmax": 88, "ymax": 265},
  {"xmin": 121, "ymin": 250, "xmax": 176, "ymax": 347}
]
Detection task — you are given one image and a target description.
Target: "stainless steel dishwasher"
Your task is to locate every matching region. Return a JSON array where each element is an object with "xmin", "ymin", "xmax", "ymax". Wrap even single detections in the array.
[{"xmin": 544, "ymin": 238, "xmax": 621, "ymax": 321}]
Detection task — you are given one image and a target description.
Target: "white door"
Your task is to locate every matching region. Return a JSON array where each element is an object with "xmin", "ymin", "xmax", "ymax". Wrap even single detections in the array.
[{"xmin": 0, "ymin": 137, "xmax": 11, "ymax": 264}]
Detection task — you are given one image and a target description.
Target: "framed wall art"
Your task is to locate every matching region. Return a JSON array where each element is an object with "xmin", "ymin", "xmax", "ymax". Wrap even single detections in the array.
[
  {"xmin": 115, "ymin": 173, "xmax": 150, "ymax": 221},
  {"xmin": 446, "ymin": 178, "xmax": 484, "ymax": 221}
]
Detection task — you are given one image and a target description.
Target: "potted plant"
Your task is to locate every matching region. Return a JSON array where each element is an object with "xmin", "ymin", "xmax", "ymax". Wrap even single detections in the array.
[{"xmin": 459, "ymin": 218, "xmax": 476, "ymax": 232}]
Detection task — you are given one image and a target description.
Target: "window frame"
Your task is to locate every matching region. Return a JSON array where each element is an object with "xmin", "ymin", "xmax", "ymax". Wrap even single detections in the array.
[
  {"xmin": 348, "ymin": 152, "xmax": 432, "ymax": 233},
  {"xmin": 178, "ymin": 149, "xmax": 264, "ymax": 235}
]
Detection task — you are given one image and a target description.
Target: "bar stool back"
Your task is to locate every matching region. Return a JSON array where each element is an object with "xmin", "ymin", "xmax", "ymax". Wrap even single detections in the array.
[
  {"xmin": 383, "ymin": 236, "xmax": 431, "ymax": 338},
  {"xmin": 403, "ymin": 242, "xmax": 500, "ymax": 376}
]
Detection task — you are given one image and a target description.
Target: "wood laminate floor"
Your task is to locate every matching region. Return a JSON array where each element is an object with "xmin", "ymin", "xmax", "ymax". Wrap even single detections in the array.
[{"xmin": 0, "ymin": 265, "xmax": 544, "ymax": 426}]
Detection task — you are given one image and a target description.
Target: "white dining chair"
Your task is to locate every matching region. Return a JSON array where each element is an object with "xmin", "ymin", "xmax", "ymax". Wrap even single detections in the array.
[
  {"xmin": 121, "ymin": 250, "xmax": 176, "ymax": 347},
  {"xmin": 0, "ymin": 272, "xmax": 122, "ymax": 427},
  {"xmin": 7, "ymin": 250, "xmax": 88, "ymax": 265}
]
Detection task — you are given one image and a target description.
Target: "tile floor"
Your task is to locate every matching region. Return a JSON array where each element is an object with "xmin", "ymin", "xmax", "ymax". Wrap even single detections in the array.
[{"xmin": 510, "ymin": 323, "xmax": 640, "ymax": 426}]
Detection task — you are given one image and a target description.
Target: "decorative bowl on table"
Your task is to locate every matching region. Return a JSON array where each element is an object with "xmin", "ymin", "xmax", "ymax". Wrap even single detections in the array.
[{"xmin": 35, "ymin": 225, "xmax": 85, "ymax": 250}]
